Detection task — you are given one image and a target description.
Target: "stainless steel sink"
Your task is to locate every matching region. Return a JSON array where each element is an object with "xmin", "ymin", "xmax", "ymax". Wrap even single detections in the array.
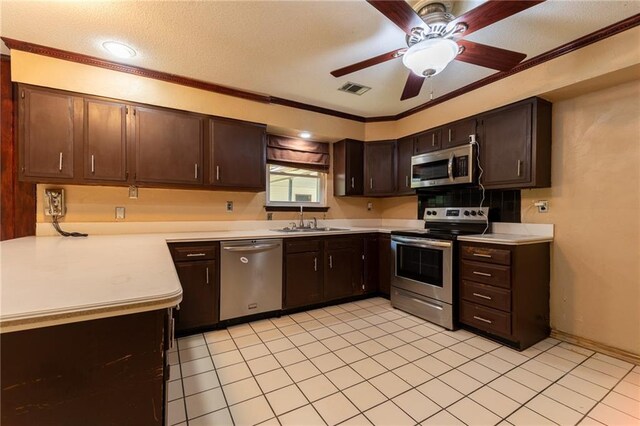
[{"xmin": 272, "ymin": 227, "xmax": 349, "ymax": 233}]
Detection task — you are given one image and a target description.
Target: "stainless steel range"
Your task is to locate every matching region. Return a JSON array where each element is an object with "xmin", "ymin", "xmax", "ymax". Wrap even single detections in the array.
[{"xmin": 391, "ymin": 207, "xmax": 489, "ymax": 330}]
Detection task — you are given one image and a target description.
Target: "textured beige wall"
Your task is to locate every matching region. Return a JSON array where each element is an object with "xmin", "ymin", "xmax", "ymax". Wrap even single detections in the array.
[{"xmin": 522, "ymin": 80, "xmax": 640, "ymax": 355}]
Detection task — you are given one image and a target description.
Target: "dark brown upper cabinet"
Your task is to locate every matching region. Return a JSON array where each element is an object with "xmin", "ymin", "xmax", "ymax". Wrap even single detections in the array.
[
  {"xmin": 478, "ymin": 98, "xmax": 551, "ymax": 189},
  {"xmin": 134, "ymin": 106, "xmax": 204, "ymax": 186},
  {"xmin": 396, "ymin": 136, "xmax": 415, "ymax": 196},
  {"xmin": 83, "ymin": 99, "xmax": 128, "ymax": 182},
  {"xmin": 442, "ymin": 118, "xmax": 476, "ymax": 149},
  {"xmin": 209, "ymin": 118, "xmax": 266, "ymax": 190},
  {"xmin": 18, "ymin": 86, "xmax": 81, "ymax": 181},
  {"xmin": 364, "ymin": 140, "xmax": 396, "ymax": 196},
  {"xmin": 333, "ymin": 139, "xmax": 364, "ymax": 196},
  {"xmin": 414, "ymin": 129, "xmax": 441, "ymax": 154}
]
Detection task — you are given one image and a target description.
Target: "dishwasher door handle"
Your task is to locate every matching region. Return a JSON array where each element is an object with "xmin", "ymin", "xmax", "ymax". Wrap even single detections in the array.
[{"xmin": 223, "ymin": 243, "xmax": 281, "ymax": 252}]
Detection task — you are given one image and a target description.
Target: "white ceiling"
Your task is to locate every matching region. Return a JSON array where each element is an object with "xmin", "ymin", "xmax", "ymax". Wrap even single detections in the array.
[{"xmin": 1, "ymin": 1, "xmax": 639, "ymax": 117}]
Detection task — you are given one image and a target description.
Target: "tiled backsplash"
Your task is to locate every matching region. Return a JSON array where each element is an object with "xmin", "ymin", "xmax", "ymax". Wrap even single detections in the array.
[{"xmin": 417, "ymin": 188, "xmax": 521, "ymax": 223}]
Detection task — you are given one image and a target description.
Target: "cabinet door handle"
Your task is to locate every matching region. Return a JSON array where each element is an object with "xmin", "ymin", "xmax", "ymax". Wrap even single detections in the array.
[
  {"xmin": 194, "ymin": 163, "xmax": 199, "ymax": 179},
  {"xmin": 314, "ymin": 257, "xmax": 318, "ymax": 272},
  {"xmin": 58, "ymin": 152, "xmax": 63, "ymax": 171},
  {"xmin": 329, "ymin": 255, "xmax": 333, "ymax": 269},
  {"xmin": 405, "ymin": 175, "xmax": 409, "ymax": 188},
  {"xmin": 448, "ymin": 128, "xmax": 452, "ymax": 142},
  {"xmin": 91, "ymin": 154, "xmax": 95, "ymax": 174},
  {"xmin": 370, "ymin": 178, "xmax": 373, "ymax": 189},
  {"xmin": 186, "ymin": 252, "xmax": 206, "ymax": 257},
  {"xmin": 205, "ymin": 267, "xmax": 209, "ymax": 284},
  {"xmin": 216, "ymin": 166, "xmax": 220, "ymax": 181},
  {"xmin": 472, "ymin": 253, "xmax": 492, "ymax": 258},
  {"xmin": 431, "ymin": 134, "xmax": 435, "ymax": 147},
  {"xmin": 473, "ymin": 271, "xmax": 492, "ymax": 277},
  {"xmin": 473, "ymin": 292, "xmax": 492, "ymax": 300},
  {"xmin": 517, "ymin": 160, "xmax": 522, "ymax": 177},
  {"xmin": 473, "ymin": 315, "xmax": 493, "ymax": 324},
  {"xmin": 351, "ymin": 177, "xmax": 355, "ymax": 189}
]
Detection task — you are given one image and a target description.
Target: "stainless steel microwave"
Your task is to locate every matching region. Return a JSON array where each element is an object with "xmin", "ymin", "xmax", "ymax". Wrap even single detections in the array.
[{"xmin": 411, "ymin": 143, "xmax": 475, "ymax": 189}]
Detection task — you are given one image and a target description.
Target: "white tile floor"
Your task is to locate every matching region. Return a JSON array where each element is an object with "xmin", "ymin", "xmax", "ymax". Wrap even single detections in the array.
[{"xmin": 167, "ymin": 298, "xmax": 640, "ymax": 426}]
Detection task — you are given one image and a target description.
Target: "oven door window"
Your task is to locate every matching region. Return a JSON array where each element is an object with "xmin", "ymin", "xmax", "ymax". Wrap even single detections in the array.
[
  {"xmin": 396, "ymin": 244, "xmax": 444, "ymax": 287},
  {"xmin": 413, "ymin": 159, "xmax": 449, "ymax": 181}
]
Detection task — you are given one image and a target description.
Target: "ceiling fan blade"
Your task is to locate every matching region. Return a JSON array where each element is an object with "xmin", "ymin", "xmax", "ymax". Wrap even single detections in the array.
[
  {"xmin": 331, "ymin": 48, "xmax": 405, "ymax": 78},
  {"xmin": 455, "ymin": 40, "xmax": 526, "ymax": 71},
  {"xmin": 400, "ymin": 72, "xmax": 425, "ymax": 101},
  {"xmin": 367, "ymin": 0, "xmax": 426, "ymax": 35},
  {"xmin": 449, "ymin": 0, "xmax": 545, "ymax": 37}
]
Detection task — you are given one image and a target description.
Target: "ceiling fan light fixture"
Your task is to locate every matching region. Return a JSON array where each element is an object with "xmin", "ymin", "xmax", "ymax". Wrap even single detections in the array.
[{"xmin": 402, "ymin": 38, "xmax": 458, "ymax": 77}]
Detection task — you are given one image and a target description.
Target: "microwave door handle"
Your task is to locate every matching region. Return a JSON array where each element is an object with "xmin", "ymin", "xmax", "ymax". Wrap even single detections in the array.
[{"xmin": 448, "ymin": 153, "xmax": 455, "ymax": 182}]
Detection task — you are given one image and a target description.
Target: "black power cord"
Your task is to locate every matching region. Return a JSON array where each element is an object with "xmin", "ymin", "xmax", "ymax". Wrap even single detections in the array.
[{"xmin": 51, "ymin": 215, "xmax": 88, "ymax": 238}]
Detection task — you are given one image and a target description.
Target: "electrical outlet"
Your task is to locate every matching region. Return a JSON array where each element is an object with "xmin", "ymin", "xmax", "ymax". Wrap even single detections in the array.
[
  {"xmin": 266, "ymin": 213, "xmax": 273, "ymax": 221},
  {"xmin": 367, "ymin": 202, "xmax": 372, "ymax": 211},
  {"xmin": 128, "ymin": 185, "xmax": 138, "ymax": 199},
  {"xmin": 115, "ymin": 207, "xmax": 126, "ymax": 219},
  {"xmin": 44, "ymin": 188, "xmax": 65, "ymax": 217},
  {"xmin": 535, "ymin": 200, "xmax": 549, "ymax": 213},
  {"xmin": 226, "ymin": 201, "xmax": 233, "ymax": 212}
]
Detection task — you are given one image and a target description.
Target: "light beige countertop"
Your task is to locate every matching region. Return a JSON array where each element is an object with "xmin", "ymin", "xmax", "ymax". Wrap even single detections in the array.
[
  {"xmin": 457, "ymin": 223, "xmax": 554, "ymax": 245},
  {"xmin": 0, "ymin": 226, "xmax": 408, "ymax": 333}
]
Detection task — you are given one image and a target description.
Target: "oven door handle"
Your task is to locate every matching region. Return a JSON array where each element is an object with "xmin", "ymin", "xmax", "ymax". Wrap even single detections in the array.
[
  {"xmin": 448, "ymin": 153, "xmax": 455, "ymax": 182},
  {"xmin": 391, "ymin": 236, "xmax": 452, "ymax": 249}
]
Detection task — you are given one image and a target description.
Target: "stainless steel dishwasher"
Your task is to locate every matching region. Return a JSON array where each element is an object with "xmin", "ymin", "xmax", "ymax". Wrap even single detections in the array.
[{"xmin": 220, "ymin": 239, "xmax": 283, "ymax": 320}]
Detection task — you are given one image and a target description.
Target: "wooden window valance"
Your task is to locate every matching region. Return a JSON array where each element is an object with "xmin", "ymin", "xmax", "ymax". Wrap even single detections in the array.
[{"xmin": 266, "ymin": 135, "xmax": 330, "ymax": 172}]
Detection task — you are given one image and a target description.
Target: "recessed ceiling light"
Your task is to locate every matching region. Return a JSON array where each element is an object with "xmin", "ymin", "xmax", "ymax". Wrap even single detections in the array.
[
  {"xmin": 299, "ymin": 131, "xmax": 311, "ymax": 139},
  {"xmin": 102, "ymin": 41, "xmax": 136, "ymax": 59}
]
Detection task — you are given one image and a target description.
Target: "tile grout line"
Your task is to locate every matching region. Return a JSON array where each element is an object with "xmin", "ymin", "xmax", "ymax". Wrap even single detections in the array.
[
  {"xmin": 577, "ymin": 363, "xmax": 639, "ymax": 424},
  {"xmin": 175, "ymin": 298, "xmax": 633, "ymax": 426}
]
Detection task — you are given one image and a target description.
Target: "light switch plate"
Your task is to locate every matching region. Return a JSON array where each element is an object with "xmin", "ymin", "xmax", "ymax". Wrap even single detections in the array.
[{"xmin": 115, "ymin": 207, "xmax": 126, "ymax": 219}]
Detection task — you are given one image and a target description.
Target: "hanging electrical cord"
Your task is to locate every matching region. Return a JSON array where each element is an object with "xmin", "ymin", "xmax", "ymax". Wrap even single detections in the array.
[
  {"xmin": 470, "ymin": 135, "xmax": 490, "ymax": 235},
  {"xmin": 51, "ymin": 215, "xmax": 88, "ymax": 238}
]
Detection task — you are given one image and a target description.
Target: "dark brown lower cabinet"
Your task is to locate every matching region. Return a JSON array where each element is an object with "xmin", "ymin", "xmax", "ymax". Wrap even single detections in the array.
[
  {"xmin": 363, "ymin": 235, "xmax": 379, "ymax": 293},
  {"xmin": 174, "ymin": 260, "xmax": 218, "ymax": 331},
  {"xmin": 1, "ymin": 309, "xmax": 170, "ymax": 425},
  {"xmin": 458, "ymin": 241, "xmax": 550, "ymax": 350},
  {"xmin": 324, "ymin": 237, "xmax": 363, "ymax": 301},
  {"xmin": 284, "ymin": 239, "xmax": 323, "ymax": 309},
  {"xmin": 169, "ymin": 242, "xmax": 219, "ymax": 333},
  {"xmin": 378, "ymin": 234, "xmax": 392, "ymax": 296}
]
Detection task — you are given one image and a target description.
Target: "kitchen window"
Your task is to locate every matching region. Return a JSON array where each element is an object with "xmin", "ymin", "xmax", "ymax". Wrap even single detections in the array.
[{"xmin": 266, "ymin": 164, "xmax": 326, "ymax": 207}]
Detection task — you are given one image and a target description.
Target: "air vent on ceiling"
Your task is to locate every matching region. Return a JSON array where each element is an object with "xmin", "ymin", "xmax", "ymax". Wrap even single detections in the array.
[{"xmin": 338, "ymin": 82, "xmax": 371, "ymax": 96}]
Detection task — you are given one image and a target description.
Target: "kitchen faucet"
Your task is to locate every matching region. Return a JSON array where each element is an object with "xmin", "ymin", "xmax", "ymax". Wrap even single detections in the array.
[{"xmin": 299, "ymin": 206, "xmax": 305, "ymax": 228}]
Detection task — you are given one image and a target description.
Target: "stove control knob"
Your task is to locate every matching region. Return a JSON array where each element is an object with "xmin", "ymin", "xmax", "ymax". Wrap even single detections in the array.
[
  {"xmin": 470, "ymin": 211, "xmax": 477, "ymax": 216},
  {"xmin": 478, "ymin": 210, "xmax": 485, "ymax": 216},
  {"xmin": 464, "ymin": 210, "xmax": 470, "ymax": 216},
  {"xmin": 426, "ymin": 211, "xmax": 432, "ymax": 216},
  {"xmin": 432, "ymin": 211, "xmax": 437, "ymax": 216}
]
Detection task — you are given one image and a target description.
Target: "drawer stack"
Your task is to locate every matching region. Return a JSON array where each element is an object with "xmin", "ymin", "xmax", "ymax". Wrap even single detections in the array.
[{"xmin": 458, "ymin": 241, "xmax": 550, "ymax": 350}]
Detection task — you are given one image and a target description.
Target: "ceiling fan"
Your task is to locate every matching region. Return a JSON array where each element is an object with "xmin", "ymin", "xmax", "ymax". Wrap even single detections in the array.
[{"xmin": 331, "ymin": 0, "xmax": 545, "ymax": 100}]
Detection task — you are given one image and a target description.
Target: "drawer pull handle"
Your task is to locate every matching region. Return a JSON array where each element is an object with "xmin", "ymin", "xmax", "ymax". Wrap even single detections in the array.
[
  {"xmin": 473, "ymin": 271, "xmax": 492, "ymax": 277},
  {"xmin": 473, "ymin": 293, "xmax": 492, "ymax": 300},
  {"xmin": 186, "ymin": 253, "xmax": 206, "ymax": 257},
  {"xmin": 473, "ymin": 315, "xmax": 493, "ymax": 324},
  {"xmin": 472, "ymin": 253, "xmax": 492, "ymax": 258}
]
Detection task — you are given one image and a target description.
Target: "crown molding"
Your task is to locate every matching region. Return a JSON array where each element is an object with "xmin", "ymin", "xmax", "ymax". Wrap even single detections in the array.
[{"xmin": 3, "ymin": 13, "xmax": 640, "ymax": 124}]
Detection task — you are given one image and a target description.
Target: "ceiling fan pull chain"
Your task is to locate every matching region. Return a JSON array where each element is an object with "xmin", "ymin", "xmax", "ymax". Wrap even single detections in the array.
[{"xmin": 428, "ymin": 77, "xmax": 434, "ymax": 101}]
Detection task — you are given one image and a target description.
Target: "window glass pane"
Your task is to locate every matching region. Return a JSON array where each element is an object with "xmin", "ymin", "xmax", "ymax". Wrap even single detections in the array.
[{"xmin": 268, "ymin": 165, "xmax": 324, "ymax": 204}]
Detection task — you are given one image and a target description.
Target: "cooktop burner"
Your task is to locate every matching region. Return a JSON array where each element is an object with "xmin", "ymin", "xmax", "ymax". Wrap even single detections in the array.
[{"xmin": 391, "ymin": 207, "xmax": 490, "ymax": 240}]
